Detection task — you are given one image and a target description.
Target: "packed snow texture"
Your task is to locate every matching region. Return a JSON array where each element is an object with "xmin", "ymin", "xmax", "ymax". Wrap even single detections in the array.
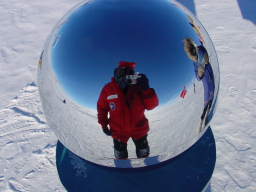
[
  {"xmin": 0, "ymin": 84, "xmax": 64, "ymax": 191},
  {"xmin": 0, "ymin": 0, "xmax": 256, "ymax": 191},
  {"xmin": 0, "ymin": 0, "xmax": 81, "ymax": 109}
]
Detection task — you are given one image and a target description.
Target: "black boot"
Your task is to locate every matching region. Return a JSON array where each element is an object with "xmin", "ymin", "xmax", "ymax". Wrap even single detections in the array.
[
  {"xmin": 133, "ymin": 135, "xmax": 150, "ymax": 158},
  {"xmin": 113, "ymin": 139, "xmax": 128, "ymax": 159}
]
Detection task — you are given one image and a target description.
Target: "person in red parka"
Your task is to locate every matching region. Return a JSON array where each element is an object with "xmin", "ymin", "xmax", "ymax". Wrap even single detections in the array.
[{"xmin": 97, "ymin": 61, "xmax": 159, "ymax": 159}]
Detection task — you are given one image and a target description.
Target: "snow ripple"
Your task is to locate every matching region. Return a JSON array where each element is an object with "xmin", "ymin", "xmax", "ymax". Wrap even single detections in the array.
[
  {"xmin": 0, "ymin": 83, "xmax": 65, "ymax": 192},
  {"xmin": 10, "ymin": 107, "xmax": 46, "ymax": 124}
]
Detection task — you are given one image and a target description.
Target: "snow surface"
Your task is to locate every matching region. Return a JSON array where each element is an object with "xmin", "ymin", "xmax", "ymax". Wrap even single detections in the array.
[
  {"xmin": 0, "ymin": 0, "xmax": 81, "ymax": 109},
  {"xmin": 0, "ymin": 0, "xmax": 256, "ymax": 191}
]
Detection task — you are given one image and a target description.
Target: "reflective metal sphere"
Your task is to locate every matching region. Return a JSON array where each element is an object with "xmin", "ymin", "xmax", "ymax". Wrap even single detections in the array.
[{"xmin": 38, "ymin": 0, "xmax": 220, "ymax": 167}]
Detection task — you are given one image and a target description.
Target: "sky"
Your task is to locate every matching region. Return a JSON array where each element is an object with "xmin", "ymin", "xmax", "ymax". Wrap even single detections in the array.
[
  {"xmin": 50, "ymin": 0, "xmax": 201, "ymax": 107},
  {"xmin": 0, "ymin": 0, "xmax": 256, "ymax": 191}
]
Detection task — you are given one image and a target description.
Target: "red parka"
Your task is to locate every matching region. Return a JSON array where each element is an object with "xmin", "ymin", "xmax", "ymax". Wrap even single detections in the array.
[{"xmin": 97, "ymin": 78, "xmax": 159, "ymax": 143}]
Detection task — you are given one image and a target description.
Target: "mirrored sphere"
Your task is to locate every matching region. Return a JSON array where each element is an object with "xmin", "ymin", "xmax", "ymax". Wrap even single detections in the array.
[{"xmin": 38, "ymin": 0, "xmax": 220, "ymax": 167}]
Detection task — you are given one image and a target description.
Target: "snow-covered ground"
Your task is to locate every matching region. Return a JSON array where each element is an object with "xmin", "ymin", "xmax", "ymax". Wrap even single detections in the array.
[
  {"xmin": 0, "ymin": 0, "xmax": 256, "ymax": 191},
  {"xmin": 0, "ymin": 84, "xmax": 64, "ymax": 191},
  {"xmin": 0, "ymin": 0, "xmax": 81, "ymax": 109}
]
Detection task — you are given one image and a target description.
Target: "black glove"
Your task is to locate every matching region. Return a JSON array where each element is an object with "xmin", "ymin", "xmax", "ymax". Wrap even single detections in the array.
[
  {"xmin": 137, "ymin": 74, "xmax": 149, "ymax": 90},
  {"xmin": 102, "ymin": 127, "xmax": 112, "ymax": 136}
]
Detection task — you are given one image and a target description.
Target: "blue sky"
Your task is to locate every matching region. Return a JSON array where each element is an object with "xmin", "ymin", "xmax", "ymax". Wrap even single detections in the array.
[{"xmin": 52, "ymin": 0, "xmax": 201, "ymax": 108}]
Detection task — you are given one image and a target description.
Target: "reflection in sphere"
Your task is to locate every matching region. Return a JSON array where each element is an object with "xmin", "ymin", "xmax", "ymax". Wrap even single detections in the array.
[{"xmin": 38, "ymin": 0, "xmax": 220, "ymax": 167}]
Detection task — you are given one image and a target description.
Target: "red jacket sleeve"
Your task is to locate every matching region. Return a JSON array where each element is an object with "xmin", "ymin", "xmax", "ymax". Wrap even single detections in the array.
[
  {"xmin": 97, "ymin": 86, "xmax": 109, "ymax": 128},
  {"xmin": 141, "ymin": 88, "xmax": 159, "ymax": 110}
]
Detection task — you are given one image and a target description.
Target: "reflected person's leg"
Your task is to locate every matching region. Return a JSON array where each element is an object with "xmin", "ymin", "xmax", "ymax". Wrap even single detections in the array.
[
  {"xmin": 113, "ymin": 138, "xmax": 128, "ymax": 159},
  {"xmin": 201, "ymin": 103, "xmax": 209, "ymax": 121},
  {"xmin": 199, "ymin": 103, "xmax": 209, "ymax": 133},
  {"xmin": 204, "ymin": 100, "xmax": 213, "ymax": 125},
  {"xmin": 199, "ymin": 101, "xmax": 212, "ymax": 133},
  {"xmin": 132, "ymin": 135, "xmax": 150, "ymax": 158}
]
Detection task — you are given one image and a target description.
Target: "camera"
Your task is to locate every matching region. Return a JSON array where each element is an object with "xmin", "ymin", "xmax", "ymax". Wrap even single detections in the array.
[{"xmin": 126, "ymin": 72, "xmax": 141, "ymax": 85}]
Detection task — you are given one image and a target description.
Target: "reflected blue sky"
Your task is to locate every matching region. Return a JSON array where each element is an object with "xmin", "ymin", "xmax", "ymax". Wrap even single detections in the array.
[{"xmin": 52, "ymin": 0, "xmax": 201, "ymax": 108}]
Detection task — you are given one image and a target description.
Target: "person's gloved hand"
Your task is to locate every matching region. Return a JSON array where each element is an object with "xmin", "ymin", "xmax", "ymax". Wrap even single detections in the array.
[
  {"xmin": 137, "ymin": 74, "xmax": 149, "ymax": 91},
  {"xmin": 102, "ymin": 126, "xmax": 112, "ymax": 136}
]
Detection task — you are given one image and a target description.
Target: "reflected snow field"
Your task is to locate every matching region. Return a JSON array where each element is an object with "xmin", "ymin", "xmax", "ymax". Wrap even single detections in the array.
[{"xmin": 38, "ymin": 0, "xmax": 219, "ymax": 167}]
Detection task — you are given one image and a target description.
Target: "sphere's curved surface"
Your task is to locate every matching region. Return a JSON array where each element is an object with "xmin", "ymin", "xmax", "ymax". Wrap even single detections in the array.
[{"xmin": 38, "ymin": 0, "xmax": 220, "ymax": 167}]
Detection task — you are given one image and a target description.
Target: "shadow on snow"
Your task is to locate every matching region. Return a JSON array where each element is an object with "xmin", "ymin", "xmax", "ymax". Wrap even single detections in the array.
[
  {"xmin": 237, "ymin": 0, "xmax": 256, "ymax": 24},
  {"xmin": 175, "ymin": 0, "xmax": 196, "ymax": 15}
]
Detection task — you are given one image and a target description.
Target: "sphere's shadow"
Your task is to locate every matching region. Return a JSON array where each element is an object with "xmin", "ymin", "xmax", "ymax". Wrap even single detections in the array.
[{"xmin": 56, "ymin": 127, "xmax": 216, "ymax": 192}]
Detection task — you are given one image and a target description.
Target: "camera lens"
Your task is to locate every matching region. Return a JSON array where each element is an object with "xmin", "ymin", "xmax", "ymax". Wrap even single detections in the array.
[{"xmin": 127, "ymin": 78, "xmax": 132, "ymax": 84}]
